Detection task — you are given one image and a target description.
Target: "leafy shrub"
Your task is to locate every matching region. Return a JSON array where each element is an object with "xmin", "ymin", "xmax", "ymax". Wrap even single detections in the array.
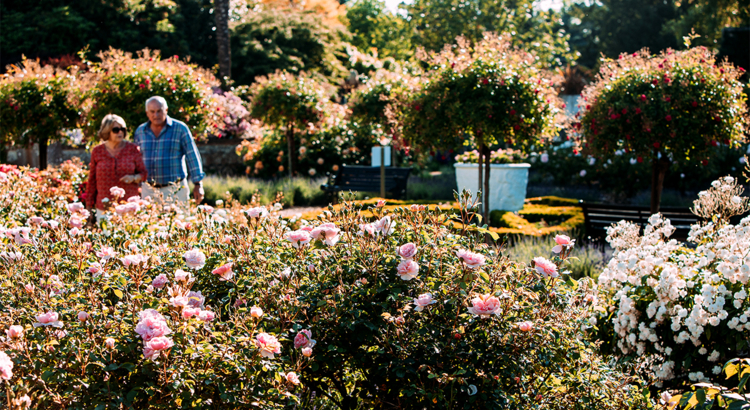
[
  {"xmin": 0, "ymin": 165, "xmax": 649, "ymax": 409},
  {"xmin": 455, "ymin": 148, "xmax": 528, "ymax": 164},
  {"xmin": 202, "ymin": 174, "xmax": 329, "ymax": 207},
  {"xmin": 84, "ymin": 48, "xmax": 222, "ymax": 141},
  {"xmin": 594, "ymin": 176, "xmax": 750, "ymax": 386}
]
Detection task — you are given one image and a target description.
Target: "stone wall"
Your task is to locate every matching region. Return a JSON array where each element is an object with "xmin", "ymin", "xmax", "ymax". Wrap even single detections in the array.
[{"xmin": 6, "ymin": 140, "xmax": 247, "ymax": 175}]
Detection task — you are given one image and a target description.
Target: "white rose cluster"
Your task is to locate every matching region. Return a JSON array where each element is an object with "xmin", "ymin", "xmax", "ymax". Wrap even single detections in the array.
[{"xmin": 596, "ymin": 179, "xmax": 750, "ymax": 381}]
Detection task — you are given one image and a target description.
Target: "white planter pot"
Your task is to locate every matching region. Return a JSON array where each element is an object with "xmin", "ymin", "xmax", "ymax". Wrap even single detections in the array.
[{"xmin": 454, "ymin": 163, "xmax": 530, "ymax": 212}]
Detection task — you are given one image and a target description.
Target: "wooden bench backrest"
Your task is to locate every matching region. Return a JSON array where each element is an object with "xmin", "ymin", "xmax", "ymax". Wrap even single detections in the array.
[{"xmin": 580, "ymin": 201, "xmax": 701, "ymax": 241}]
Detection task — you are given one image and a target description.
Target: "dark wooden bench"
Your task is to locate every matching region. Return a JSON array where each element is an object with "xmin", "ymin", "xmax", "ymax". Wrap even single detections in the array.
[
  {"xmin": 321, "ymin": 165, "xmax": 412, "ymax": 202},
  {"xmin": 579, "ymin": 201, "xmax": 701, "ymax": 242}
]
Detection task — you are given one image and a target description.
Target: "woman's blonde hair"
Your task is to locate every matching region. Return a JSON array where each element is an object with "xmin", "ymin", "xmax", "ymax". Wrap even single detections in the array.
[{"xmin": 98, "ymin": 114, "xmax": 127, "ymax": 141}]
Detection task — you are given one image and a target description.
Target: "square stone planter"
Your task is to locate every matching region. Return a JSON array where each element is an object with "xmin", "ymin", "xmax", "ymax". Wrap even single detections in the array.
[{"xmin": 454, "ymin": 163, "xmax": 531, "ymax": 212}]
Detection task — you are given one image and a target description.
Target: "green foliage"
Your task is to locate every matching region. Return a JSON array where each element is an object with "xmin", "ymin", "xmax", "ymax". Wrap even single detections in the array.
[
  {"xmin": 202, "ymin": 175, "xmax": 329, "ymax": 207},
  {"xmin": 84, "ymin": 49, "xmax": 222, "ymax": 141},
  {"xmin": 665, "ymin": 0, "xmax": 750, "ymax": 49},
  {"xmin": 247, "ymin": 71, "xmax": 333, "ymax": 131},
  {"xmin": 230, "ymin": 10, "xmax": 349, "ymax": 86},
  {"xmin": 455, "ymin": 148, "xmax": 528, "ymax": 164},
  {"xmin": 670, "ymin": 358, "xmax": 750, "ymax": 409},
  {"xmin": 0, "ymin": 60, "xmax": 80, "ymax": 147},
  {"xmin": 345, "ymin": 0, "xmax": 413, "ymax": 61},
  {"xmin": 575, "ymin": 46, "xmax": 749, "ymax": 165},
  {"xmin": 503, "ymin": 234, "xmax": 611, "ymax": 279},
  {"xmin": 404, "ymin": 0, "xmax": 575, "ymax": 67},
  {"xmin": 399, "ymin": 34, "xmax": 563, "ymax": 154}
]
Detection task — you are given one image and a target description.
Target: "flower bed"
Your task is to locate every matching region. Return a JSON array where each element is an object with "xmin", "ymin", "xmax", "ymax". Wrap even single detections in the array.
[{"xmin": 0, "ymin": 163, "xmax": 646, "ymax": 409}]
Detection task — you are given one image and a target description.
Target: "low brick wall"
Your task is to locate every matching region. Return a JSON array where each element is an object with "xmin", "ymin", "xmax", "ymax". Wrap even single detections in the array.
[{"xmin": 6, "ymin": 140, "xmax": 246, "ymax": 175}]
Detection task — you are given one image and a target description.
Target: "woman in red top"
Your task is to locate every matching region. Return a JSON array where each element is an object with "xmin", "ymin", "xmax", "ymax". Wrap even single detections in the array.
[{"xmin": 86, "ymin": 114, "xmax": 147, "ymax": 221}]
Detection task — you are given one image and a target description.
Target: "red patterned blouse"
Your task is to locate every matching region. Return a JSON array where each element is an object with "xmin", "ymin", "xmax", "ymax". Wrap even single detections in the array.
[{"xmin": 86, "ymin": 142, "xmax": 148, "ymax": 210}]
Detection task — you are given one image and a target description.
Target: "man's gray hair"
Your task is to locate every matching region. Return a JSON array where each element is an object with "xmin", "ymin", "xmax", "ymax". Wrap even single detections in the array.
[{"xmin": 145, "ymin": 96, "xmax": 168, "ymax": 111}]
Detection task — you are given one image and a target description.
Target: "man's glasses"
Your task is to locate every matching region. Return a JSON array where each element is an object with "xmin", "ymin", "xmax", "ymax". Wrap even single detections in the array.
[{"xmin": 112, "ymin": 127, "xmax": 127, "ymax": 134}]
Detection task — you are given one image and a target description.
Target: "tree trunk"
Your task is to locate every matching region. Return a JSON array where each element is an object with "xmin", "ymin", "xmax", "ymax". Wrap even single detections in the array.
[
  {"xmin": 477, "ymin": 147, "xmax": 483, "ymax": 219},
  {"xmin": 650, "ymin": 154, "xmax": 671, "ymax": 214},
  {"xmin": 214, "ymin": 0, "xmax": 232, "ymax": 82},
  {"xmin": 39, "ymin": 135, "xmax": 48, "ymax": 170},
  {"xmin": 286, "ymin": 125, "xmax": 295, "ymax": 178},
  {"xmin": 483, "ymin": 143, "xmax": 490, "ymax": 223}
]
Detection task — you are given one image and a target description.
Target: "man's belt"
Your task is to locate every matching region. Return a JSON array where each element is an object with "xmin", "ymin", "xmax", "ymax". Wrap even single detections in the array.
[{"xmin": 148, "ymin": 178, "xmax": 184, "ymax": 188}]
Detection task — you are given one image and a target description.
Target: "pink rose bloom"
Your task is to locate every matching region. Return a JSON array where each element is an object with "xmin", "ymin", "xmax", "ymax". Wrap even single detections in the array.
[
  {"xmin": 255, "ymin": 332, "xmax": 281, "ymax": 358},
  {"xmin": 77, "ymin": 311, "xmax": 89, "ymax": 322},
  {"xmin": 0, "ymin": 351, "xmax": 13, "ymax": 380},
  {"xmin": 359, "ymin": 223, "xmax": 377, "ymax": 237},
  {"xmin": 45, "ymin": 220, "xmax": 60, "ymax": 229},
  {"xmin": 184, "ymin": 249, "xmax": 206, "ymax": 270},
  {"xmin": 376, "ymin": 199, "xmax": 386, "ymax": 208},
  {"xmin": 287, "ymin": 230, "xmax": 312, "ymax": 249},
  {"xmin": 518, "ymin": 321, "xmax": 534, "ymax": 332},
  {"xmin": 182, "ymin": 307, "xmax": 201, "ymax": 319},
  {"xmin": 467, "ymin": 294, "xmax": 501, "ymax": 317},
  {"xmin": 95, "ymin": 246, "xmax": 116, "ymax": 260},
  {"xmin": 310, "ymin": 223, "xmax": 340, "ymax": 246},
  {"xmin": 126, "ymin": 196, "xmax": 141, "ymax": 203},
  {"xmin": 6, "ymin": 325, "xmax": 23, "ymax": 339},
  {"xmin": 551, "ymin": 235, "xmax": 575, "ymax": 254},
  {"xmin": 222, "ymin": 235, "xmax": 233, "ymax": 244},
  {"xmin": 285, "ymin": 372, "xmax": 301, "ymax": 385},
  {"xmin": 397, "ymin": 260, "xmax": 419, "ymax": 280},
  {"xmin": 413, "ymin": 293, "xmax": 436, "ymax": 312},
  {"xmin": 23, "ymin": 284, "xmax": 34, "ymax": 293},
  {"xmin": 458, "ymin": 249, "xmax": 486, "ymax": 269},
  {"xmin": 187, "ymin": 291, "xmax": 205, "ymax": 308},
  {"xmin": 105, "ymin": 338, "xmax": 116, "ymax": 349},
  {"xmin": 68, "ymin": 227, "xmax": 82, "ymax": 237},
  {"xmin": 135, "ymin": 309, "xmax": 171, "ymax": 342},
  {"xmin": 244, "ymin": 206, "xmax": 268, "ymax": 219},
  {"xmin": 66, "ymin": 202, "xmax": 85, "ymax": 213},
  {"xmin": 533, "ymin": 257, "xmax": 559, "ymax": 278},
  {"xmin": 294, "ymin": 330, "xmax": 315, "ymax": 349},
  {"xmin": 211, "ymin": 262, "xmax": 234, "ymax": 281},
  {"xmin": 250, "ymin": 306, "xmax": 263, "ymax": 318},
  {"xmin": 398, "ymin": 243, "xmax": 418, "ymax": 260},
  {"xmin": 174, "ymin": 269, "xmax": 194, "ymax": 284},
  {"xmin": 12, "ymin": 228, "xmax": 32, "ymax": 245},
  {"xmin": 120, "ymin": 254, "xmax": 149, "ymax": 267},
  {"xmin": 301, "ymin": 347, "xmax": 313, "ymax": 357},
  {"xmin": 88, "ymin": 262, "xmax": 104, "ymax": 277},
  {"xmin": 28, "ymin": 216, "xmax": 44, "ymax": 226},
  {"xmin": 374, "ymin": 215, "xmax": 394, "ymax": 236},
  {"xmin": 170, "ymin": 296, "xmax": 189, "ymax": 308},
  {"xmin": 198, "ymin": 310, "xmax": 216, "ymax": 322},
  {"xmin": 198, "ymin": 205, "xmax": 214, "ymax": 214},
  {"xmin": 68, "ymin": 215, "xmax": 83, "ymax": 229},
  {"xmin": 410, "ymin": 204, "xmax": 426, "ymax": 212},
  {"xmin": 152, "ymin": 274, "xmax": 168, "ymax": 289},
  {"xmin": 145, "ymin": 336, "xmax": 174, "ymax": 352},
  {"xmin": 34, "ymin": 311, "xmax": 63, "ymax": 328},
  {"xmin": 298, "ymin": 225, "xmax": 313, "ymax": 232},
  {"xmin": 109, "ymin": 186, "xmax": 126, "ymax": 199}
]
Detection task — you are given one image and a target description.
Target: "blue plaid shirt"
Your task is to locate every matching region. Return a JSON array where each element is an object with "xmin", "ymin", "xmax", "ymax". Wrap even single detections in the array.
[{"xmin": 133, "ymin": 117, "xmax": 205, "ymax": 185}]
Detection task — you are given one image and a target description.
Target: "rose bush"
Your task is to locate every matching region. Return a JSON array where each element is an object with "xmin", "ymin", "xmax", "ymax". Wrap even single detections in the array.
[
  {"xmin": 594, "ymin": 175, "xmax": 750, "ymax": 387},
  {"xmin": 0, "ymin": 163, "xmax": 651, "ymax": 408}
]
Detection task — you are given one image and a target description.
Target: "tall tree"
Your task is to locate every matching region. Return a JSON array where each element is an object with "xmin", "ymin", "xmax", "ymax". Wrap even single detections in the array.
[
  {"xmin": 665, "ymin": 0, "xmax": 750, "ymax": 48},
  {"xmin": 345, "ymin": 0, "xmax": 413, "ymax": 61},
  {"xmin": 215, "ymin": 0, "xmax": 232, "ymax": 81}
]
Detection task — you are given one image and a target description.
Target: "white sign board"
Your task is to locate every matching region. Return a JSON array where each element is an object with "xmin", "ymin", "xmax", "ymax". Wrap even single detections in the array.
[{"xmin": 371, "ymin": 146, "xmax": 391, "ymax": 167}]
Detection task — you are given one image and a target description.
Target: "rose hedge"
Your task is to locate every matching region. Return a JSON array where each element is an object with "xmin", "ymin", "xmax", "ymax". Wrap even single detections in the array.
[{"xmin": 0, "ymin": 163, "xmax": 651, "ymax": 409}]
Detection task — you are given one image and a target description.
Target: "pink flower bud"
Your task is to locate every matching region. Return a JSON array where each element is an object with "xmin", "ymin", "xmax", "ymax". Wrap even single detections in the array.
[
  {"xmin": 250, "ymin": 306, "xmax": 263, "ymax": 318},
  {"xmin": 105, "ymin": 338, "xmax": 115, "ymax": 349},
  {"xmin": 518, "ymin": 321, "xmax": 533, "ymax": 332},
  {"xmin": 77, "ymin": 311, "xmax": 89, "ymax": 322}
]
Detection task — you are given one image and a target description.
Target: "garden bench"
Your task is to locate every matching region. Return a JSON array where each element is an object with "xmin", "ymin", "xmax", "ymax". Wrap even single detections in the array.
[
  {"xmin": 321, "ymin": 165, "xmax": 412, "ymax": 202},
  {"xmin": 579, "ymin": 201, "xmax": 701, "ymax": 241}
]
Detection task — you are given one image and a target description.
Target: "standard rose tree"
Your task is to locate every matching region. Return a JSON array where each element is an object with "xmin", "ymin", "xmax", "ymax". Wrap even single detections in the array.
[
  {"xmin": 397, "ymin": 33, "xmax": 563, "ymax": 219},
  {"xmin": 573, "ymin": 43, "xmax": 749, "ymax": 213}
]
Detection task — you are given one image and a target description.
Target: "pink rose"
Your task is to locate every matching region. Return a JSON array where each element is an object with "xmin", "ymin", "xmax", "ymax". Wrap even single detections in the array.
[
  {"xmin": 184, "ymin": 249, "xmax": 206, "ymax": 270},
  {"xmin": 294, "ymin": 330, "xmax": 315, "ymax": 349},
  {"xmin": 533, "ymin": 257, "xmax": 558, "ymax": 278},
  {"xmin": 211, "ymin": 262, "xmax": 234, "ymax": 281},
  {"xmin": 198, "ymin": 205, "xmax": 214, "ymax": 214},
  {"xmin": 174, "ymin": 269, "xmax": 194, "ymax": 284},
  {"xmin": 105, "ymin": 338, "xmax": 116, "ymax": 349},
  {"xmin": 376, "ymin": 199, "xmax": 386, "ymax": 208},
  {"xmin": 244, "ymin": 206, "xmax": 268, "ymax": 219},
  {"xmin": 6, "ymin": 325, "xmax": 23, "ymax": 339},
  {"xmin": 68, "ymin": 215, "xmax": 83, "ymax": 229},
  {"xmin": 66, "ymin": 202, "xmax": 85, "ymax": 213},
  {"xmin": 28, "ymin": 216, "xmax": 44, "ymax": 226},
  {"xmin": 551, "ymin": 235, "xmax": 575, "ymax": 254},
  {"xmin": 374, "ymin": 215, "xmax": 394, "ymax": 236},
  {"xmin": 135, "ymin": 309, "xmax": 171, "ymax": 342},
  {"xmin": 413, "ymin": 293, "xmax": 436, "ymax": 312},
  {"xmin": 250, "ymin": 306, "xmax": 263, "ymax": 318},
  {"xmin": 0, "ymin": 351, "xmax": 13, "ymax": 380},
  {"xmin": 109, "ymin": 186, "xmax": 126, "ymax": 199},
  {"xmin": 146, "ymin": 336, "xmax": 174, "ymax": 352},
  {"xmin": 120, "ymin": 254, "xmax": 149, "ymax": 268},
  {"xmin": 398, "ymin": 243, "xmax": 418, "ymax": 260},
  {"xmin": 287, "ymin": 230, "xmax": 312, "ymax": 249},
  {"xmin": 198, "ymin": 310, "xmax": 216, "ymax": 322},
  {"xmin": 458, "ymin": 249, "xmax": 486, "ymax": 269},
  {"xmin": 299, "ymin": 225, "xmax": 313, "ymax": 232},
  {"xmin": 182, "ymin": 307, "xmax": 201, "ymax": 319},
  {"xmin": 152, "ymin": 274, "xmax": 168, "ymax": 289},
  {"xmin": 23, "ymin": 284, "xmax": 34, "ymax": 293},
  {"xmin": 34, "ymin": 311, "xmax": 63, "ymax": 328},
  {"xmin": 170, "ymin": 296, "xmax": 189, "ymax": 308},
  {"xmin": 518, "ymin": 321, "xmax": 534, "ymax": 332},
  {"xmin": 187, "ymin": 291, "xmax": 205, "ymax": 308},
  {"xmin": 467, "ymin": 294, "xmax": 501, "ymax": 317},
  {"xmin": 397, "ymin": 260, "xmax": 419, "ymax": 280},
  {"xmin": 95, "ymin": 246, "xmax": 116, "ymax": 260},
  {"xmin": 310, "ymin": 223, "xmax": 340, "ymax": 246},
  {"xmin": 301, "ymin": 347, "xmax": 313, "ymax": 357},
  {"xmin": 88, "ymin": 262, "xmax": 104, "ymax": 277},
  {"xmin": 77, "ymin": 311, "xmax": 89, "ymax": 322},
  {"xmin": 255, "ymin": 332, "xmax": 281, "ymax": 358},
  {"xmin": 285, "ymin": 371, "xmax": 301, "ymax": 385}
]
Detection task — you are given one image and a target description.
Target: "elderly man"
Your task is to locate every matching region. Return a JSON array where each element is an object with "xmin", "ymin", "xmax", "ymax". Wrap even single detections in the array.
[{"xmin": 134, "ymin": 96, "xmax": 205, "ymax": 205}]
